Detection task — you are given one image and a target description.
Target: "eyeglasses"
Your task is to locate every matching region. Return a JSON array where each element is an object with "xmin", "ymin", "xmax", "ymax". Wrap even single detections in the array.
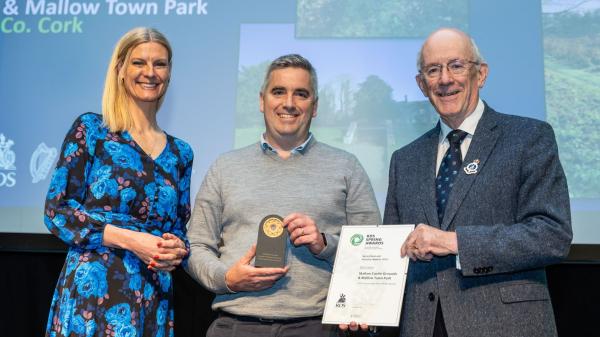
[{"xmin": 420, "ymin": 59, "xmax": 480, "ymax": 80}]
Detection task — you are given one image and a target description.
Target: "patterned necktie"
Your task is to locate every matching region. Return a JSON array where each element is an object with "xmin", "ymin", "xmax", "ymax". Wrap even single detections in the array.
[{"xmin": 436, "ymin": 130, "xmax": 468, "ymax": 224}]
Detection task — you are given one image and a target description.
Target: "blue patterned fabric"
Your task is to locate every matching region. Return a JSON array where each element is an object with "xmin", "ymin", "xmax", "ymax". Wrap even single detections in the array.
[
  {"xmin": 44, "ymin": 113, "xmax": 194, "ymax": 337},
  {"xmin": 435, "ymin": 130, "xmax": 468, "ymax": 224}
]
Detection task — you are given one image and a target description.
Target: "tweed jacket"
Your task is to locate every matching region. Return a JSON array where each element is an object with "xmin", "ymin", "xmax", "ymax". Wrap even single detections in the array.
[{"xmin": 384, "ymin": 104, "xmax": 572, "ymax": 337}]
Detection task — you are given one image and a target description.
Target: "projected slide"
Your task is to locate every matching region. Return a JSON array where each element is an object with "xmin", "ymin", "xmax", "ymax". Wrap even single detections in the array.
[
  {"xmin": 0, "ymin": 0, "xmax": 598, "ymax": 245},
  {"xmin": 542, "ymin": 0, "xmax": 600, "ymax": 242},
  {"xmin": 296, "ymin": 0, "xmax": 468, "ymax": 38},
  {"xmin": 543, "ymin": 0, "xmax": 600, "ymax": 198}
]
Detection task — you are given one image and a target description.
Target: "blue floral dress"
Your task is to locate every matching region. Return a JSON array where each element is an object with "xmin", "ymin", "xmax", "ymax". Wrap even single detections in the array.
[{"xmin": 44, "ymin": 113, "xmax": 194, "ymax": 337}]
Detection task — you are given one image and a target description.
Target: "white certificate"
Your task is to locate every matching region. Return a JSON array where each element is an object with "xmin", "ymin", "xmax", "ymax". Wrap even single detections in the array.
[{"xmin": 322, "ymin": 224, "xmax": 414, "ymax": 326}]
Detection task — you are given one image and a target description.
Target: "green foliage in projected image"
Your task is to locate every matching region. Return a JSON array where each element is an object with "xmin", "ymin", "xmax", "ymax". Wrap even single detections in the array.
[
  {"xmin": 297, "ymin": 0, "xmax": 468, "ymax": 38},
  {"xmin": 543, "ymin": 8, "xmax": 600, "ymax": 198},
  {"xmin": 236, "ymin": 61, "xmax": 270, "ymax": 127}
]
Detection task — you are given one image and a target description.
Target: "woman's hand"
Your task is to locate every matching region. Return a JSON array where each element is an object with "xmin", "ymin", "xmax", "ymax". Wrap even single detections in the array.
[
  {"xmin": 103, "ymin": 225, "xmax": 187, "ymax": 272},
  {"xmin": 126, "ymin": 231, "xmax": 167, "ymax": 265},
  {"xmin": 147, "ymin": 233, "xmax": 189, "ymax": 271}
]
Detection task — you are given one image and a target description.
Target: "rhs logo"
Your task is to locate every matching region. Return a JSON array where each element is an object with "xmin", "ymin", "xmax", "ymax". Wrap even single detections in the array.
[{"xmin": 336, "ymin": 293, "xmax": 346, "ymax": 308}]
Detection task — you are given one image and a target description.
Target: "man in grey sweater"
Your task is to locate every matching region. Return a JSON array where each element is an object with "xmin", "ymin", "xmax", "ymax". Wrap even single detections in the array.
[{"xmin": 186, "ymin": 54, "xmax": 381, "ymax": 337}]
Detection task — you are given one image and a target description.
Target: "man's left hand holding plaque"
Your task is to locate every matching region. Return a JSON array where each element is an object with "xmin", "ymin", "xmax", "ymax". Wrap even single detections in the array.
[{"xmin": 255, "ymin": 214, "xmax": 288, "ymax": 268}]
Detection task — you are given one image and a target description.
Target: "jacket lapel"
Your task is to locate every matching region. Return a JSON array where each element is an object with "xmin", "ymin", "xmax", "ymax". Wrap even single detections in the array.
[
  {"xmin": 441, "ymin": 105, "xmax": 501, "ymax": 230},
  {"xmin": 418, "ymin": 123, "xmax": 442, "ymax": 228}
]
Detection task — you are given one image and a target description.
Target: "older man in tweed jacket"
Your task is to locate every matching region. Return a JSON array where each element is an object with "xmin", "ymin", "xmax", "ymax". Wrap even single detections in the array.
[{"xmin": 382, "ymin": 28, "xmax": 572, "ymax": 337}]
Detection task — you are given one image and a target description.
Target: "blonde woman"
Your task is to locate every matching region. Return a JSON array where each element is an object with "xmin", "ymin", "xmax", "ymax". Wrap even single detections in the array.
[{"xmin": 44, "ymin": 27, "xmax": 193, "ymax": 337}]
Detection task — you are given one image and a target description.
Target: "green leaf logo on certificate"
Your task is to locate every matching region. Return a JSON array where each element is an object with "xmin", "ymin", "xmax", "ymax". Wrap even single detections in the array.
[
  {"xmin": 350, "ymin": 233, "xmax": 364, "ymax": 246},
  {"xmin": 322, "ymin": 224, "xmax": 414, "ymax": 327}
]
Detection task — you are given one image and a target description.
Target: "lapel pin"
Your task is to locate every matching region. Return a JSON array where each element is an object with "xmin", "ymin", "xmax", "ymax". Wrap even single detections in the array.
[{"xmin": 463, "ymin": 159, "xmax": 480, "ymax": 175}]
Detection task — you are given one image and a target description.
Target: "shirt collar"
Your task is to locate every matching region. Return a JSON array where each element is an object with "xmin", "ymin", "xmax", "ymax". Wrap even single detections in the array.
[
  {"xmin": 260, "ymin": 133, "xmax": 313, "ymax": 155},
  {"xmin": 439, "ymin": 98, "xmax": 484, "ymax": 143}
]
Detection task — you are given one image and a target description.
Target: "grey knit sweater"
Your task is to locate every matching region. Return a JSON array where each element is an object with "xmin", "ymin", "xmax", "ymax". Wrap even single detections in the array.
[{"xmin": 186, "ymin": 138, "xmax": 381, "ymax": 319}]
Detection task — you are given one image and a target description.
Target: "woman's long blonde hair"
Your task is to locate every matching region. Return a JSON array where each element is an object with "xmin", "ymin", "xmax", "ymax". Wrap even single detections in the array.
[{"xmin": 102, "ymin": 27, "xmax": 172, "ymax": 132}]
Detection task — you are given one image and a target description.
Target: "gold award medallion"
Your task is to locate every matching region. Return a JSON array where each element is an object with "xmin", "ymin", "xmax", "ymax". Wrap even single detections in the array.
[{"xmin": 263, "ymin": 217, "xmax": 284, "ymax": 238}]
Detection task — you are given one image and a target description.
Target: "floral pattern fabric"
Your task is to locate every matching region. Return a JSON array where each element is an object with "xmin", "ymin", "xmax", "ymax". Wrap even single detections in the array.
[{"xmin": 44, "ymin": 113, "xmax": 194, "ymax": 337}]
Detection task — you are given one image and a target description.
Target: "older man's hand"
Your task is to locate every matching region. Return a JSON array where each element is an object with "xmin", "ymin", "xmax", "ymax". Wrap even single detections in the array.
[{"xmin": 400, "ymin": 223, "xmax": 458, "ymax": 261}]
